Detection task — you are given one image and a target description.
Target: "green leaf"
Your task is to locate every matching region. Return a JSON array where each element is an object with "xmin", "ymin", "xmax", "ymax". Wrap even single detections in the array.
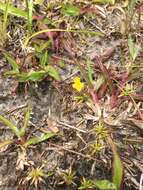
[
  {"xmin": 3, "ymin": 0, "xmax": 10, "ymax": 29},
  {"xmin": 25, "ymin": 0, "xmax": 33, "ymax": 32},
  {"xmin": 4, "ymin": 70, "xmax": 20, "ymax": 76},
  {"xmin": 0, "ymin": 2, "xmax": 28, "ymax": 19},
  {"xmin": 112, "ymin": 152, "xmax": 123, "ymax": 190},
  {"xmin": 20, "ymin": 107, "xmax": 31, "ymax": 137},
  {"xmin": 95, "ymin": 75, "xmax": 105, "ymax": 91},
  {"xmin": 18, "ymin": 71, "xmax": 46, "ymax": 82},
  {"xmin": 61, "ymin": 4, "xmax": 80, "ymax": 16},
  {"xmin": 45, "ymin": 66, "xmax": 61, "ymax": 81},
  {"xmin": 95, "ymin": 180, "xmax": 117, "ymax": 190},
  {"xmin": 86, "ymin": 60, "xmax": 94, "ymax": 85},
  {"xmin": 0, "ymin": 115, "xmax": 20, "ymax": 138},
  {"xmin": 40, "ymin": 51, "xmax": 49, "ymax": 68},
  {"xmin": 24, "ymin": 132, "xmax": 55, "ymax": 147},
  {"xmin": 128, "ymin": 35, "xmax": 140, "ymax": 61},
  {"xmin": 93, "ymin": 0, "xmax": 115, "ymax": 4},
  {"xmin": 108, "ymin": 137, "xmax": 124, "ymax": 190},
  {"xmin": 4, "ymin": 53, "xmax": 19, "ymax": 72}
]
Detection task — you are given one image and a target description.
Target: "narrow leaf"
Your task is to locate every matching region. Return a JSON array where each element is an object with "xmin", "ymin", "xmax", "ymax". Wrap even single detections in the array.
[
  {"xmin": 20, "ymin": 107, "xmax": 31, "ymax": 137},
  {"xmin": 40, "ymin": 51, "xmax": 48, "ymax": 68},
  {"xmin": 25, "ymin": 0, "xmax": 33, "ymax": 32},
  {"xmin": 93, "ymin": 0, "xmax": 115, "ymax": 5},
  {"xmin": 128, "ymin": 35, "xmax": 140, "ymax": 61},
  {"xmin": 4, "ymin": 53, "xmax": 19, "ymax": 71},
  {"xmin": 0, "ymin": 2, "xmax": 28, "ymax": 19},
  {"xmin": 45, "ymin": 66, "xmax": 61, "ymax": 81},
  {"xmin": 112, "ymin": 152, "xmax": 124, "ymax": 190},
  {"xmin": 24, "ymin": 132, "xmax": 55, "ymax": 147},
  {"xmin": 0, "ymin": 115, "xmax": 20, "ymax": 138},
  {"xmin": 108, "ymin": 137, "xmax": 124, "ymax": 190},
  {"xmin": 86, "ymin": 60, "xmax": 94, "ymax": 85}
]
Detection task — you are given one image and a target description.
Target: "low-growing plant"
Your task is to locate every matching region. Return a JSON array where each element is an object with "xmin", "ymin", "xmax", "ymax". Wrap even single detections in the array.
[
  {"xmin": 0, "ymin": 1, "xmax": 27, "ymax": 18},
  {"xmin": 60, "ymin": 167, "xmax": 76, "ymax": 185},
  {"xmin": 0, "ymin": 0, "xmax": 10, "ymax": 46},
  {"xmin": 3, "ymin": 51, "xmax": 61, "ymax": 82},
  {"xmin": 78, "ymin": 178, "xmax": 95, "ymax": 190},
  {"xmin": 25, "ymin": 166, "xmax": 53, "ymax": 188},
  {"xmin": 0, "ymin": 107, "xmax": 55, "ymax": 149}
]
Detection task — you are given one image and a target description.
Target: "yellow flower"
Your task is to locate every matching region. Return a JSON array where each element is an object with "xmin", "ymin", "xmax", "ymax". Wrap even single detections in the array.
[{"xmin": 72, "ymin": 77, "xmax": 84, "ymax": 92}]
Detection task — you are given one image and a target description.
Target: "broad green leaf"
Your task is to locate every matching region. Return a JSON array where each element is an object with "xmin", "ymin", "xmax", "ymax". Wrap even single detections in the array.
[
  {"xmin": 0, "ymin": 115, "xmax": 20, "ymax": 138},
  {"xmin": 4, "ymin": 53, "xmax": 19, "ymax": 72},
  {"xmin": 45, "ymin": 66, "xmax": 61, "ymax": 81},
  {"xmin": 94, "ymin": 0, "xmax": 115, "ymax": 4},
  {"xmin": 20, "ymin": 107, "xmax": 31, "ymax": 137},
  {"xmin": 61, "ymin": 4, "xmax": 80, "ymax": 16},
  {"xmin": 24, "ymin": 132, "xmax": 55, "ymax": 147},
  {"xmin": 0, "ymin": 2, "xmax": 27, "ymax": 19},
  {"xmin": 18, "ymin": 71, "xmax": 46, "ymax": 82},
  {"xmin": 128, "ymin": 35, "xmax": 140, "ymax": 61},
  {"xmin": 95, "ymin": 180, "xmax": 117, "ymax": 190},
  {"xmin": 27, "ymin": 71, "xmax": 46, "ymax": 81}
]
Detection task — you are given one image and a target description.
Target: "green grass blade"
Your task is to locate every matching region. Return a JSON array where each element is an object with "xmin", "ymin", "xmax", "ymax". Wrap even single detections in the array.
[
  {"xmin": 25, "ymin": 0, "xmax": 33, "ymax": 32},
  {"xmin": 0, "ymin": 115, "xmax": 20, "ymax": 138},
  {"xmin": 112, "ymin": 152, "xmax": 124, "ymax": 190},
  {"xmin": 93, "ymin": 0, "xmax": 115, "ymax": 4},
  {"xmin": 24, "ymin": 132, "xmax": 55, "ymax": 147},
  {"xmin": 20, "ymin": 107, "xmax": 31, "ymax": 137},
  {"xmin": 0, "ymin": 2, "xmax": 28, "ymax": 19},
  {"xmin": 108, "ymin": 137, "xmax": 124, "ymax": 190},
  {"xmin": 4, "ymin": 52, "xmax": 19, "ymax": 71},
  {"xmin": 3, "ymin": 0, "xmax": 10, "ymax": 29},
  {"xmin": 86, "ymin": 60, "xmax": 94, "ymax": 85}
]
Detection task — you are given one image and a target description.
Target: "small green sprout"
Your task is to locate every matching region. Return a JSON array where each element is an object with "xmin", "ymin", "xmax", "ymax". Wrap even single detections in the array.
[
  {"xmin": 26, "ymin": 166, "xmax": 46, "ymax": 188},
  {"xmin": 93, "ymin": 121, "xmax": 108, "ymax": 139},
  {"xmin": 78, "ymin": 178, "xmax": 95, "ymax": 190},
  {"xmin": 90, "ymin": 141, "xmax": 104, "ymax": 155},
  {"xmin": 3, "ymin": 52, "xmax": 61, "ymax": 82},
  {"xmin": 61, "ymin": 167, "xmax": 76, "ymax": 185},
  {"xmin": 119, "ymin": 83, "xmax": 135, "ymax": 97},
  {"xmin": 0, "ymin": 107, "xmax": 55, "ymax": 150}
]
